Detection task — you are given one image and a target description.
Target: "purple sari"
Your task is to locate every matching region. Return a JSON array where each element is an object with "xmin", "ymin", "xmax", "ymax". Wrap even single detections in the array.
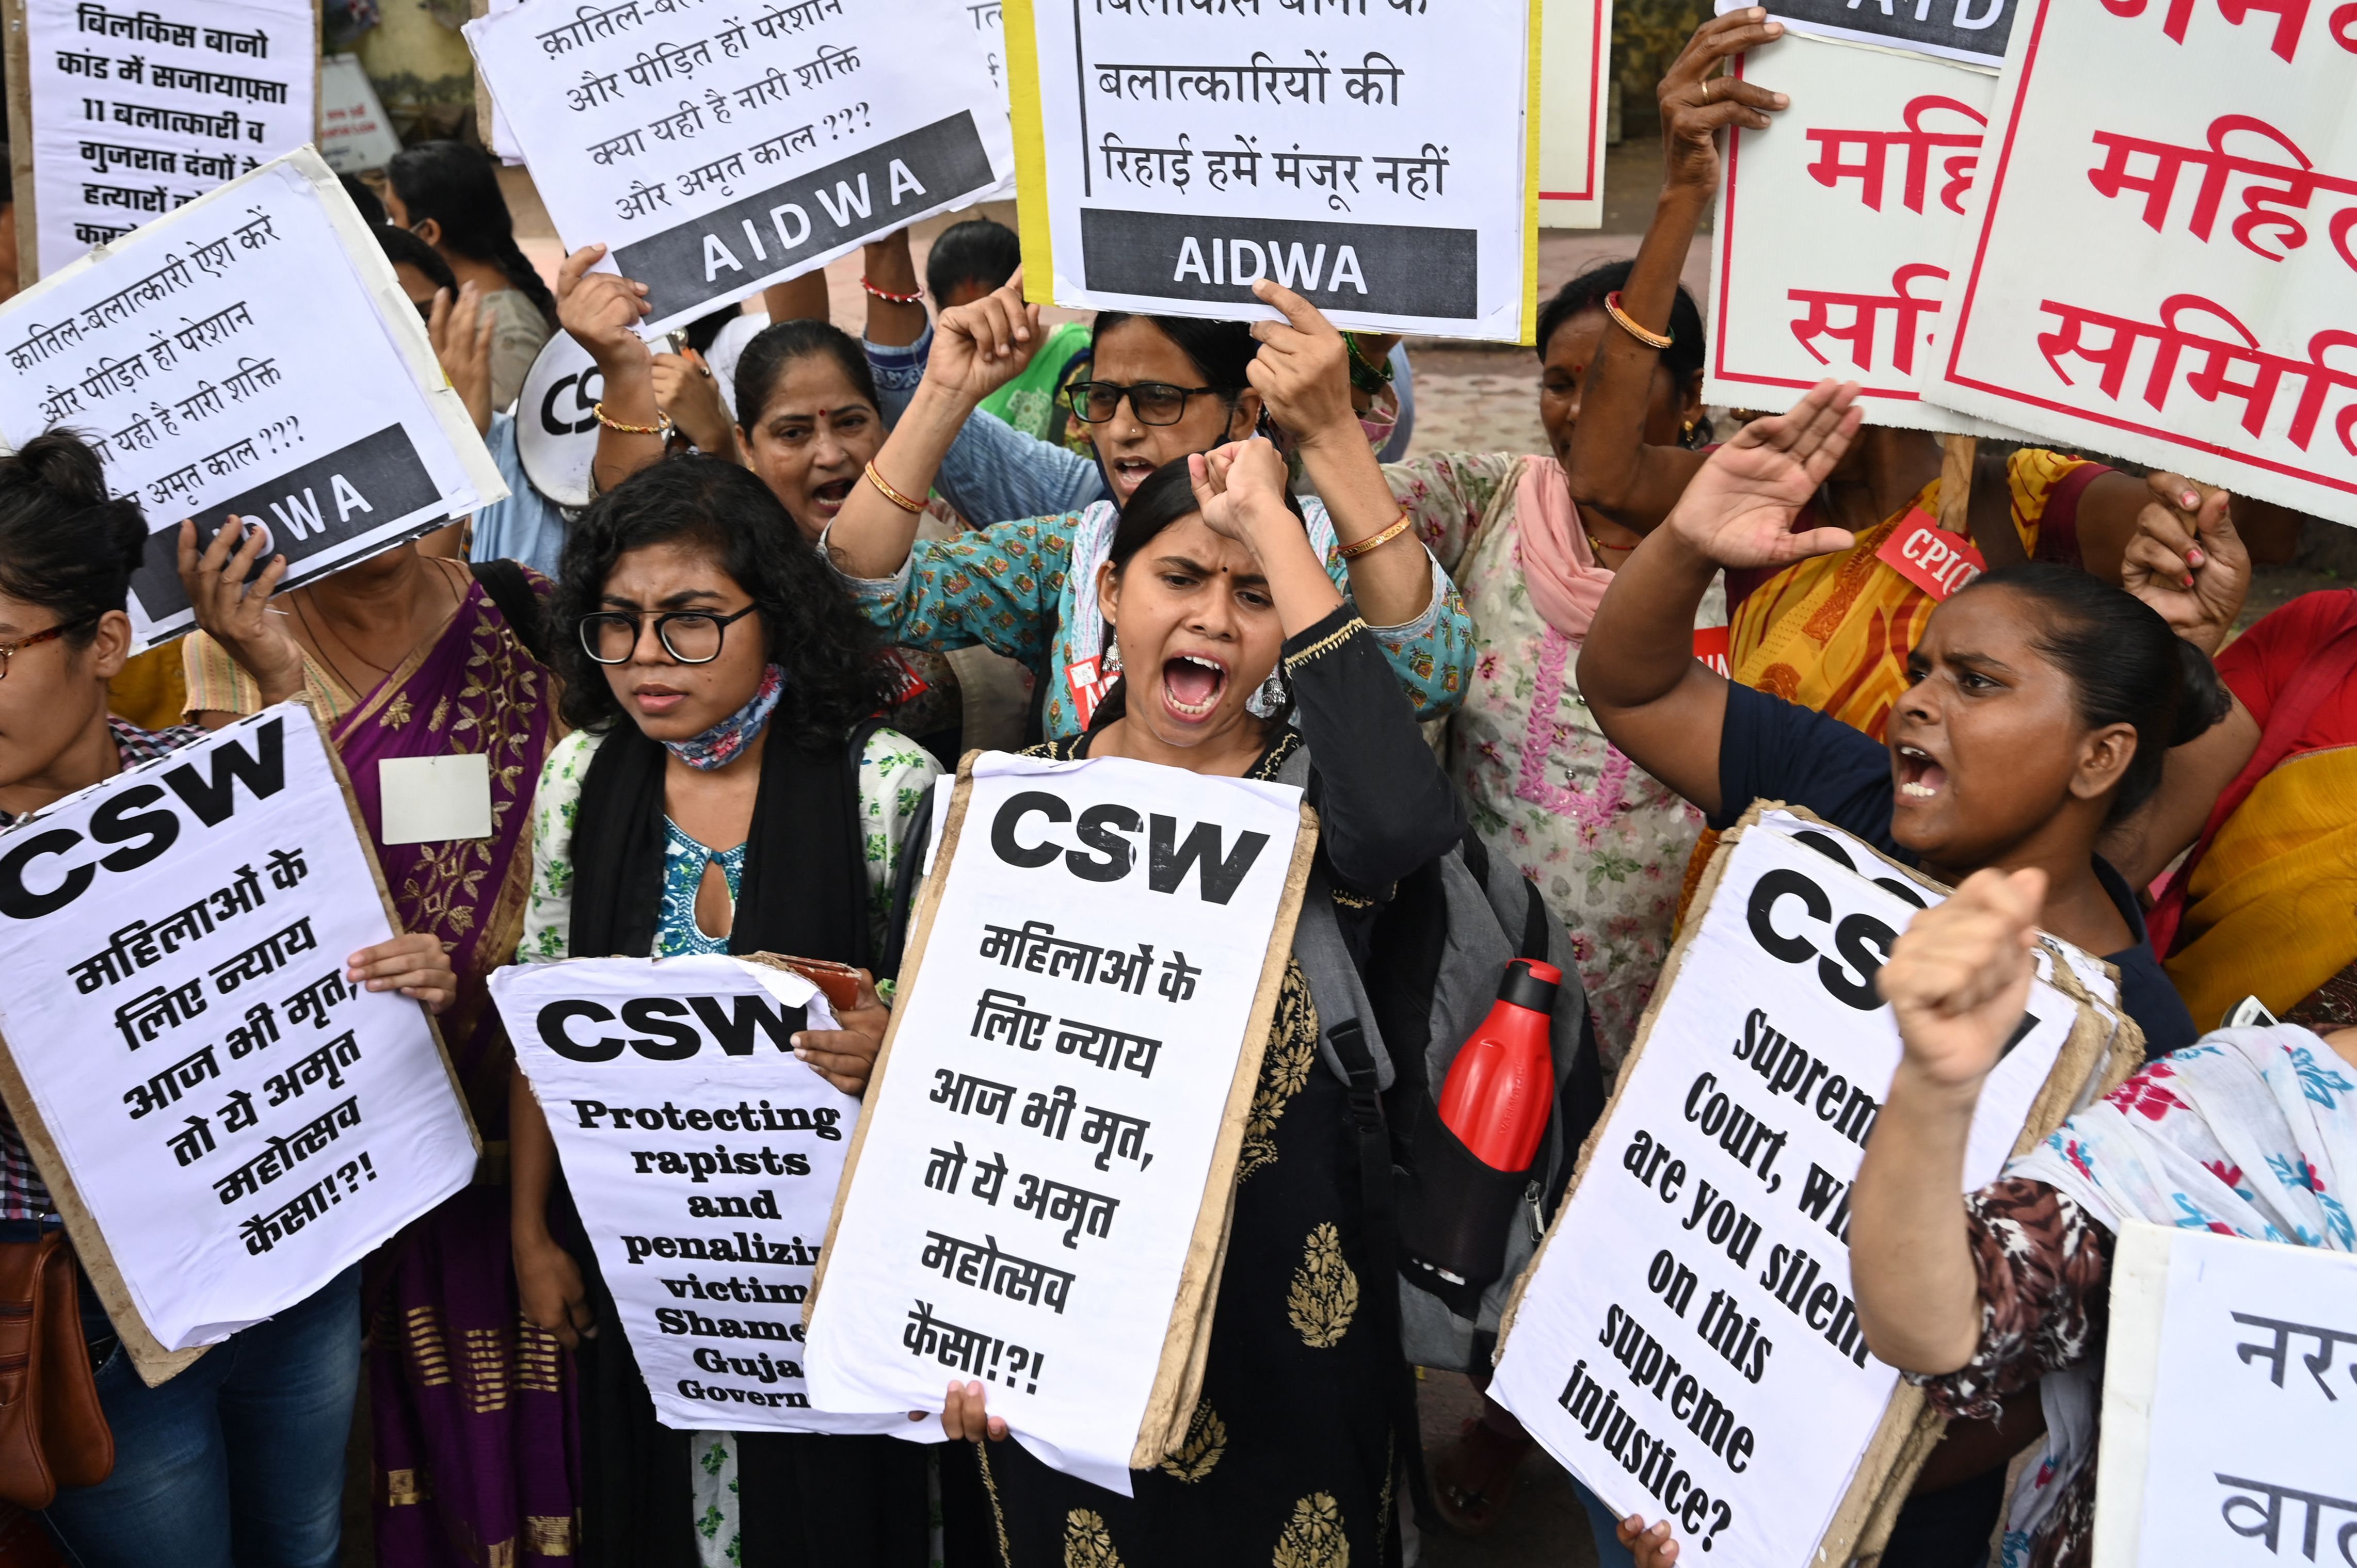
[{"xmin": 334, "ymin": 577, "xmax": 578, "ymax": 1567}]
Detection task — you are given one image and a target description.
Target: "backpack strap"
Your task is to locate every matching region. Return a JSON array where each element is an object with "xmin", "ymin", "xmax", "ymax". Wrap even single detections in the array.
[
  {"xmin": 468, "ymin": 559, "xmax": 552, "ymax": 666},
  {"xmin": 1294, "ymin": 872, "xmax": 1395, "ymax": 1092}
]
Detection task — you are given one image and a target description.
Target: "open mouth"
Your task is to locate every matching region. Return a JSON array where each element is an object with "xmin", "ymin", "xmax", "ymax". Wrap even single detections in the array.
[
  {"xmin": 809, "ymin": 477, "xmax": 857, "ymax": 516},
  {"xmin": 1160, "ymin": 653, "xmax": 1228, "ymax": 722},
  {"xmin": 1110, "ymin": 457, "xmax": 1156, "ymax": 494},
  {"xmin": 1895, "ymin": 744, "xmax": 1947, "ymax": 800}
]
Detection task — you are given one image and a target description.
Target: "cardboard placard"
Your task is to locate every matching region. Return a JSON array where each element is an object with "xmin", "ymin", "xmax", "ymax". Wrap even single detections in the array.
[{"xmin": 804, "ymin": 751, "xmax": 1315, "ymax": 1494}]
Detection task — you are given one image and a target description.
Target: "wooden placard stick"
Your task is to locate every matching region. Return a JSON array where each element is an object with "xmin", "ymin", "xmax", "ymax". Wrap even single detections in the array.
[{"xmin": 1937, "ymin": 433, "xmax": 1978, "ymax": 539}]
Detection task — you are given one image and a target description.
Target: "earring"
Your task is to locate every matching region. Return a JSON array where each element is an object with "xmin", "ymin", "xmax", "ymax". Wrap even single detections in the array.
[
  {"xmin": 1245, "ymin": 662, "xmax": 1290, "ymax": 719},
  {"xmin": 1101, "ymin": 638, "xmax": 1121, "ymax": 676},
  {"xmin": 1680, "ymin": 418, "xmax": 1698, "ymax": 447}
]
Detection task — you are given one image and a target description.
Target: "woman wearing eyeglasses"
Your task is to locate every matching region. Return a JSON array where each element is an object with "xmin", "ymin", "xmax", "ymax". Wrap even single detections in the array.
[
  {"xmin": 817, "ymin": 272, "xmax": 1470, "ymax": 740},
  {"xmin": 0, "ymin": 430, "xmax": 457, "ymax": 1568},
  {"xmin": 507, "ymin": 456, "xmax": 939, "ymax": 1567}
]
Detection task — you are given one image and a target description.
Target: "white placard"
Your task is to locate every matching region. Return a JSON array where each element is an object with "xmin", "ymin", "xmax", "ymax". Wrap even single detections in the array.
[
  {"xmin": 492, "ymin": 954, "xmax": 910, "ymax": 1433},
  {"xmin": 1490, "ymin": 823, "xmax": 2078, "ymax": 1567},
  {"xmin": 1915, "ymin": 0, "xmax": 2357, "ymax": 526},
  {"xmin": 19, "ymin": 0, "xmax": 317, "ymax": 280},
  {"xmin": 2095, "ymin": 1222, "xmax": 2357, "ymax": 1568},
  {"xmin": 1008, "ymin": 0, "xmax": 1539, "ymax": 341},
  {"xmin": 0, "ymin": 706, "xmax": 479, "ymax": 1354},
  {"xmin": 514, "ymin": 329, "xmax": 605, "ymax": 509},
  {"xmin": 1707, "ymin": 34, "xmax": 2024, "ymax": 435},
  {"xmin": 487, "ymin": 0, "xmax": 527, "ymax": 162},
  {"xmin": 317, "ymin": 52, "xmax": 403, "ymax": 174},
  {"xmin": 464, "ymin": 0, "xmax": 1014, "ymax": 334},
  {"xmin": 1717, "ymin": 0, "xmax": 2018, "ymax": 69},
  {"xmin": 1540, "ymin": 0, "xmax": 1613, "ymax": 230},
  {"xmin": 807, "ymin": 752, "xmax": 1308, "ymax": 1495},
  {"xmin": 0, "ymin": 150, "xmax": 506, "ymax": 651}
]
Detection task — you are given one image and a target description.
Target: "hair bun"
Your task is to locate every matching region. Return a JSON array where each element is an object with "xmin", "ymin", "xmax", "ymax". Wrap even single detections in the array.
[
  {"xmin": 15, "ymin": 430, "xmax": 113, "ymax": 509},
  {"xmin": 2170, "ymin": 638, "xmax": 2234, "ymax": 748}
]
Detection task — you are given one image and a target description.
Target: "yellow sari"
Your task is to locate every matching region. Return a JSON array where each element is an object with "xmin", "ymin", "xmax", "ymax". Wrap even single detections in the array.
[
  {"xmin": 1728, "ymin": 448, "xmax": 2101, "ymax": 740},
  {"xmin": 2164, "ymin": 747, "xmax": 2357, "ymax": 1029}
]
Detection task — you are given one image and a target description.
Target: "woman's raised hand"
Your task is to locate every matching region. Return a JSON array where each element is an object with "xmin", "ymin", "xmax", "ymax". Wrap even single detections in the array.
[
  {"xmin": 2121, "ymin": 474, "xmax": 2247, "ymax": 656},
  {"xmin": 1878, "ymin": 867, "xmax": 2047, "ymax": 1094},
  {"xmin": 924, "ymin": 268, "xmax": 1040, "ymax": 403},
  {"xmin": 1658, "ymin": 8, "xmax": 1788, "ymax": 197},
  {"xmin": 1245, "ymin": 279, "xmax": 1353, "ymax": 447},
  {"xmin": 1188, "ymin": 438, "xmax": 1292, "ymax": 547},
  {"xmin": 556, "ymin": 243, "xmax": 653, "ymax": 374},
  {"xmin": 427, "ymin": 282, "xmax": 496, "ymax": 435},
  {"xmin": 1661, "ymin": 379, "xmax": 1863, "ymax": 568},
  {"xmin": 176, "ymin": 515, "xmax": 304, "ymax": 705},
  {"xmin": 652, "ymin": 347, "xmax": 737, "ymax": 459}
]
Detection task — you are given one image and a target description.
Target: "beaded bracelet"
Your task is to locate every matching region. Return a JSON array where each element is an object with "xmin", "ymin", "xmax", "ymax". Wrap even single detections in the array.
[
  {"xmin": 1602, "ymin": 291, "xmax": 1674, "ymax": 350},
  {"xmin": 862, "ymin": 460, "xmax": 926, "ymax": 515},
  {"xmin": 1335, "ymin": 510, "xmax": 1414, "ymax": 561},
  {"xmin": 861, "ymin": 277, "xmax": 923, "ymax": 305}
]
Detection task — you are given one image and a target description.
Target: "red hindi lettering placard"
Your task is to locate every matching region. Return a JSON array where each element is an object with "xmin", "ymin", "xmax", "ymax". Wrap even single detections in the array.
[
  {"xmin": 1917, "ymin": 0, "xmax": 2357, "ymax": 525},
  {"xmin": 1706, "ymin": 32, "xmax": 2017, "ymax": 437},
  {"xmin": 1874, "ymin": 507, "xmax": 1986, "ymax": 600}
]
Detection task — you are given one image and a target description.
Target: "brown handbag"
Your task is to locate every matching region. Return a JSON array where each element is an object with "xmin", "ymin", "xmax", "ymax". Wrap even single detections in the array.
[{"xmin": 0, "ymin": 1234, "xmax": 114, "ymax": 1509}]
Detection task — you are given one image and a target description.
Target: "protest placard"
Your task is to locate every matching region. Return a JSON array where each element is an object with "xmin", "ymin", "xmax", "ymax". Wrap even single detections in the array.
[
  {"xmin": 805, "ymin": 752, "xmax": 1314, "ymax": 1494},
  {"xmin": 515, "ymin": 330, "xmax": 604, "ymax": 510},
  {"xmin": 2094, "ymin": 1222, "xmax": 2357, "ymax": 1568},
  {"xmin": 1716, "ymin": 0, "xmax": 2016, "ymax": 68},
  {"xmin": 1540, "ymin": 0, "xmax": 1612, "ymax": 229},
  {"xmin": 5, "ymin": 0, "xmax": 318, "ymax": 281},
  {"xmin": 0, "ymin": 149, "xmax": 506, "ymax": 651},
  {"xmin": 317, "ymin": 52, "xmax": 402, "ymax": 174},
  {"xmin": 1706, "ymin": 33, "xmax": 2024, "ymax": 435},
  {"xmin": 464, "ymin": 0, "xmax": 1014, "ymax": 333},
  {"xmin": 1004, "ymin": 0, "xmax": 1541, "ymax": 341},
  {"xmin": 1915, "ymin": 0, "xmax": 2357, "ymax": 526},
  {"xmin": 0, "ymin": 704, "xmax": 479, "ymax": 1378},
  {"xmin": 492, "ymin": 953, "xmax": 911, "ymax": 1432},
  {"xmin": 1488, "ymin": 807, "xmax": 2118, "ymax": 1567}
]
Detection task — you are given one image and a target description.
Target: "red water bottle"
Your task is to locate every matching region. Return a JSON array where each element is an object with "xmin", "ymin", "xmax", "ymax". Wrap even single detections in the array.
[{"xmin": 1435, "ymin": 959, "xmax": 1562, "ymax": 1173}]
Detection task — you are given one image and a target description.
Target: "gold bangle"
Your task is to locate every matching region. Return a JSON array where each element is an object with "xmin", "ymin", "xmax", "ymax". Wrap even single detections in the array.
[
  {"xmin": 592, "ymin": 401, "xmax": 672, "ymax": 438},
  {"xmin": 1334, "ymin": 510, "xmax": 1414, "ymax": 561},
  {"xmin": 862, "ymin": 460, "xmax": 926, "ymax": 515},
  {"xmin": 1602, "ymin": 290, "xmax": 1674, "ymax": 351}
]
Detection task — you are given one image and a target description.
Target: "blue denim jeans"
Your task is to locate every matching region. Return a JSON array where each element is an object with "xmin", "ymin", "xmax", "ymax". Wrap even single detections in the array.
[{"xmin": 43, "ymin": 1265, "xmax": 361, "ymax": 1568}]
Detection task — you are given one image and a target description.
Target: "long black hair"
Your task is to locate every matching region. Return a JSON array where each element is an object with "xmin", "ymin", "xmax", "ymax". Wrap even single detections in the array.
[
  {"xmin": 551, "ymin": 456, "xmax": 896, "ymax": 749},
  {"xmin": 731, "ymin": 318, "xmax": 880, "ymax": 431},
  {"xmin": 386, "ymin": 141, "xmax": 557, "ymax": 330},
  {"xmin": 1536, "ymin": 260, "xmax": 1707, "ymax": 387},
  {"xmin": 1961, "ymin": 563, "xmax": 2233, "ymax": 825},
  {"xmin": 0, "ymin": 430, "xmax": 148, "ymax": 648}
]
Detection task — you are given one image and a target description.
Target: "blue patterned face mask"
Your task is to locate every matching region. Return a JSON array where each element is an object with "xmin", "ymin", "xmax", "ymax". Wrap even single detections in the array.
[{"xmin": 665, "ymin": 664, "xmax": 784, "ymax": 771}]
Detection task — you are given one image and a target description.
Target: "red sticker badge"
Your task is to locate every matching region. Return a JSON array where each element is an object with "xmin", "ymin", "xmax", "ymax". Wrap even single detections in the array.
[
  {"xmin": 1693, "ymin": 625, "xmax": 1731, "ymax": 677},
  {"xmin": 1875, "ymin": 507, "xmax": 1986, "ymax": 602},
  {"xmin": 1065, "ymin": 656, "xmax": 1118, "ymax": 729}
]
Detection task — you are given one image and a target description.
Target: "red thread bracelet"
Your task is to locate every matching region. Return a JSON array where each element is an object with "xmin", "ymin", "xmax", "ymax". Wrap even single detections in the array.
[{"xmin": 861, "ymin": 277, "xmax": 923, "ymax": 305}]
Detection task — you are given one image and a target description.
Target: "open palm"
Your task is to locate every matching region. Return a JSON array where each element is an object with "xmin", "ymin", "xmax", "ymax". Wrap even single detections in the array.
[{"xmin": 1663, "ymin": 379, "xmax": 1864, "ymax": 569}]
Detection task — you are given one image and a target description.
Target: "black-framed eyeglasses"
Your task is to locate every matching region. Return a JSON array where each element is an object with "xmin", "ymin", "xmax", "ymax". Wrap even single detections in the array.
[
  {"xmin": 0, "ymin": 622, "xmax": 79, "ymax": 681},
  {"xmin": 1061, "ymin": 379, "xmax": 1223, "ymax": 427},
  {"xmin": 578, "ymin": 606, "xmax": 757, "ymax": 665}
]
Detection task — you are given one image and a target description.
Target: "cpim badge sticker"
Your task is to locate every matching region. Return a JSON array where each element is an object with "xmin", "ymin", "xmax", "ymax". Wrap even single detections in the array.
[{"xmin": 1875, "ymin": 508, "xmax": 1985, "ymax": 602}]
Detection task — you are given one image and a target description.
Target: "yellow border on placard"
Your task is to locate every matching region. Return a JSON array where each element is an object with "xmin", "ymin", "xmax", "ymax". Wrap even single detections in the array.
[
  {"xmin": 1004, "ymin": 0, "xmax": 1056, "ymax": 306},
  {"xmin": 1520, "ymin": 0, "xmax": 1544, "ymax": 345}
]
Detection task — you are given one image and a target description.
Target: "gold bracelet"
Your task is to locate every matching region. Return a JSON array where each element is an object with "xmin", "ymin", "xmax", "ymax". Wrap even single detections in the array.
[
  {"xmin": 1335, "ymin": 510, "xmax": 1414, "ymax": 561},
  {"xmin": 592, "ymin": 401, "xmax": 673, "ymax": 438},
  {"xmin": 862, "ymin": 460, "xmax": 926, "ymax": 515},
  {"xmin": 1602, "ymin": 290, "xmax": 1674, "ymax": 351}
]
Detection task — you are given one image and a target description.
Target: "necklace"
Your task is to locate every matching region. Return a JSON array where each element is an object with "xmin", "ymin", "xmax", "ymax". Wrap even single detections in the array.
[{"xmin": 292, "ymin": 558, "xmax": 462, "ymax": 697}]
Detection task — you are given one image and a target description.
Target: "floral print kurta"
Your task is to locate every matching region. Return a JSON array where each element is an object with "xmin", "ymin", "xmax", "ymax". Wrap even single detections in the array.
[{"xmin": 1388, "ymin": 451, "xmax": 1726, "ymax": 1066}]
